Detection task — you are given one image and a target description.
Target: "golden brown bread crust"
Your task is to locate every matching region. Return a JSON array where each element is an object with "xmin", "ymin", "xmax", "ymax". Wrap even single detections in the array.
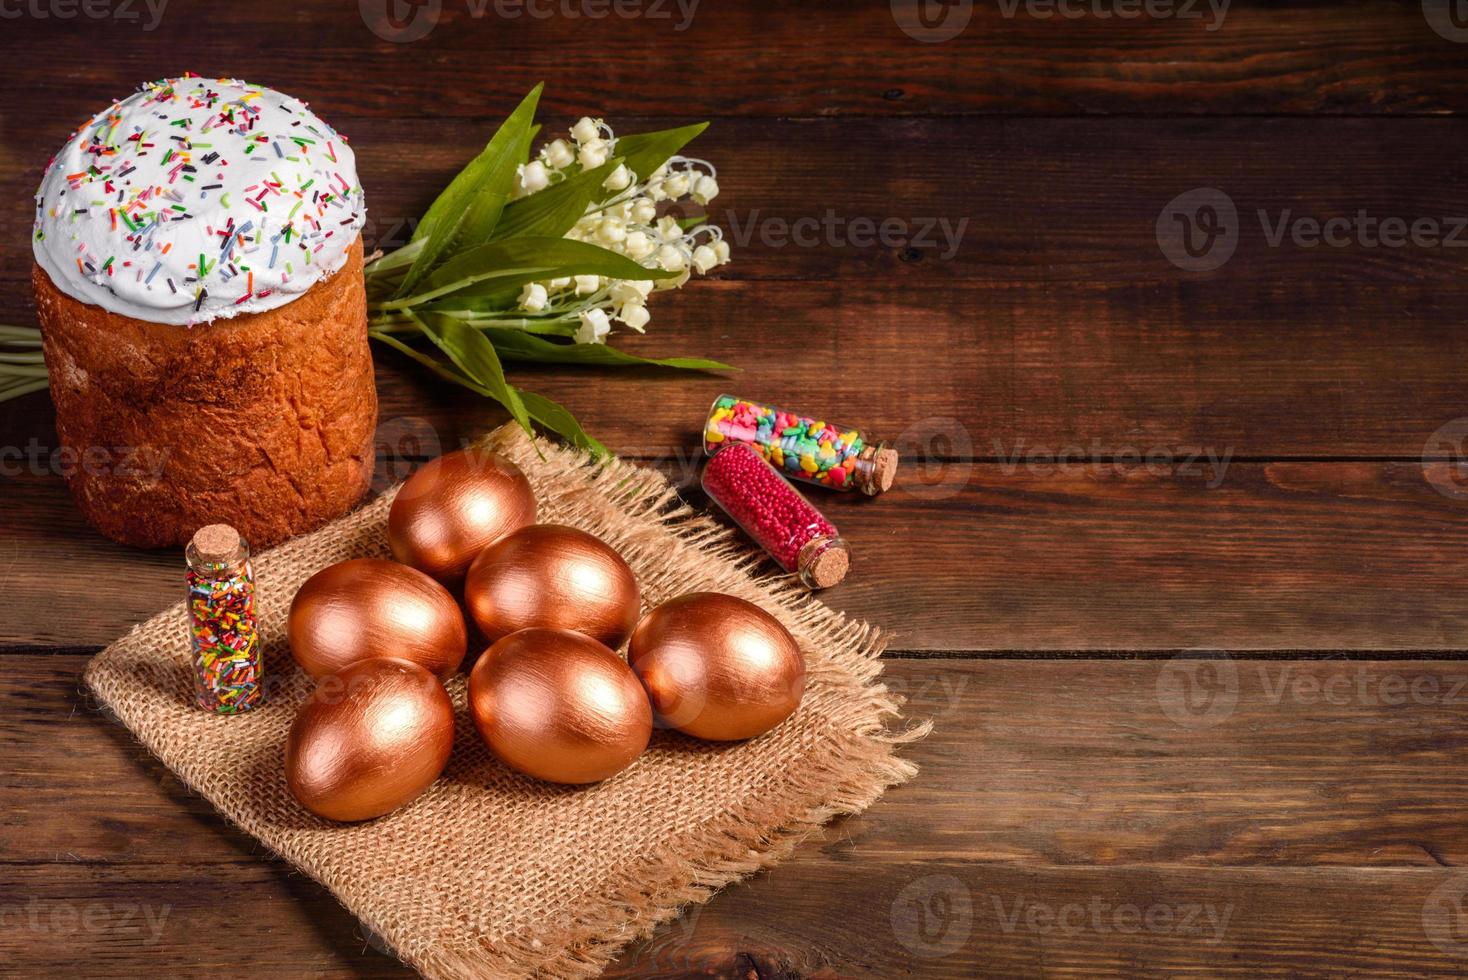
[{"xmin": 33, "ymin": 238, "xmax": 377, "ymax": 548}]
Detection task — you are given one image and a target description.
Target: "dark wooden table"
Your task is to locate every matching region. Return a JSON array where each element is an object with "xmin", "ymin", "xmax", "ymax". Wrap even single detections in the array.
[{"xmin": 6, "ymin": 2, "xmax": 1468, "ymax": 976}]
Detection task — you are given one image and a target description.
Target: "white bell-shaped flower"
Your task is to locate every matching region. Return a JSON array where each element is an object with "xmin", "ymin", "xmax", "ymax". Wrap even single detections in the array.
[
  {"xmin": 576, "ymin": 308, "xmax": 612, "ymax": 344},
  {"xmin": 572, "ymin": 117, "xmax": 601, "ymax": 143},
  {"xmin": 546, "ymin": 276, "xmax": 572, "ymax": 291},
  {"xmin": 691, "ymin": 244, "xmax": 718, "ymax": 274},
  {"xmin": 656, "ymin": 268, "xmax": 692, "ymax": 290},
  {"xmin": 516, "ymin": 160, "xmax": 550, "ymax": 195},
  {"xmin": 603, "ymin": 163, "xmax": 632, "ymax": 192},
  {"xmin": 656, "ymin": 244, "xmax": 687, "ymax": 272},
  {"xmin": 624, "ymin": 231, "xmax": 655, "ymax": 260},
  {"xmin": 661, "ymin": 173, "xmax": 690, "ymax": 199},
  {"xmin": 542, "ymin": 139, "xmax": 575, "ymax": 170},
  {"xmin": 617, "ymin": 303, "xmax": 651, "ymax": 332},
  {"xmin": 518, "ymin": 282, "xmax": 548, "ymax": 312},
  {"xmin": 578, "ymin": 138, "xmax": 609, "ymax": 170},
  {"xmin": 596, "ymin": 218, "xmax": 627, "ymax": 244},
  {"xmin": 631, "ymin": 198, "xmax": 657, "ymax": 224},
  {"xmin": 609, "ymin": 279, "xmax": 652, "ymax": 306},
  {"xmin": 712, "ymin": 239, "xmax": 731, "ymax": 264},
  {"xmin": 574, "ymin": 274, "xmax": 601, "ymax": 296},
  {"xmin": 692, "ymin": 175, "xmax": 720, "ymax": 205}
]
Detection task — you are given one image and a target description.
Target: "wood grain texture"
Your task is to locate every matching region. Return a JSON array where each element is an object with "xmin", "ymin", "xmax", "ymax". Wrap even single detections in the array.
[
  {"xmin": 5, "ymin": 458, "xmax": 1468, "ymax": 652},
  {"xmin": 8, "ymin": 656, "xmax": 1468, "ymax": 977},
  {"xmin": 6, "ymin": 277, "xmax": 1468, "ymax": 463},
  {"xmin": 6, "ymin": 117, "xmax": 1468, "ymax": 298},
  {"xmin": 4, "ymin": 1, "xmax": 1468, "ymax": 976},
  {"xmin": 0, "ymin": 1, "xmax": 1463, "ymax": 119}
]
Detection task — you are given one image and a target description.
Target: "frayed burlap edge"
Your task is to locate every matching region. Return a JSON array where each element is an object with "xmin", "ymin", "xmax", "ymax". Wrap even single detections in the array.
[{"xmin": 86, "ymin": 423, "xmax": 929, "ymax": 979}]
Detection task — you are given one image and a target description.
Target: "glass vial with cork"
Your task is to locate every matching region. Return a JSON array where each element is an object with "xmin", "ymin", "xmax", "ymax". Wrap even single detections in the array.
[
  {"xmin": 701, "ymin": 442, "xmax": 850, "ymax": 589},
  {"xmin": 704, "ymin": 393, "xmax": 899, "ymax": 495},
  {"xmin": 185, "ymin": 523, "xmax": 262, "ymax": 713}
]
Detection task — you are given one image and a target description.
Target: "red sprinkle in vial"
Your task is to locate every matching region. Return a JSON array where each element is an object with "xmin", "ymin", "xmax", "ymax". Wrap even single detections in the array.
[{"xmin": 701, "ymin": 442, "xmax": 850, "ymax": 589}]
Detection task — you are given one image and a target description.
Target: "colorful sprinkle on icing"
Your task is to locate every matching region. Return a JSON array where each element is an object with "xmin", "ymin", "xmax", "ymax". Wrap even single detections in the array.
[{"xmin": 33, "ymin": 75, "xmax": 366, "ymax": 326}]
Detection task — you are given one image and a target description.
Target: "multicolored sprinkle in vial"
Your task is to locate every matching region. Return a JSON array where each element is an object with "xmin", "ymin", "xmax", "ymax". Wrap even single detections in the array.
[
  {"xmin": 702, "ymin": 442, "xmax": 850, "ymax": 590},
  {"xmin": 704, "ymin": 394, "xmax": 899, "ymax": 495},
  {"xmin": 186, "ymin": 524, "xmax": 262, "ymax": 714}
]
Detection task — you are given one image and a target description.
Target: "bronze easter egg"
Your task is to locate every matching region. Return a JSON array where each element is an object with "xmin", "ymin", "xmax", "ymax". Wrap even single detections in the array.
[
  {"xmin": 464, "ymin": 524, "xmax": 641, "ymax": 649},
  {"xmin": 628, "ymin": 592, "xmax": 805, "ymax": 741},
  {"xmin": 285, "ymin": 658, "xmax": 455, "ymax": 822},
  {"xmin": 288, "ymin": 558, "xmax": 467, "ymax": 680},
  {"xmin": 468, "ymin": 628, "xmax": 652, "ymax": 784},
  {"xmin": 388, "ymin": 448, "xmax": 537, "ymax": 584}
]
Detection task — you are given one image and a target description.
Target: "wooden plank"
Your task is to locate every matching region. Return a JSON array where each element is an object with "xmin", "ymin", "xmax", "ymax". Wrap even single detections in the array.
[
  {"xmin": 3, "ymin": 456, "xmax": 1468, "ymax": 652},
  {"xmin": 5, "ymin": 117, "xmax": 1468, "ymax": 299},
  {"xmin": 7, "ymin": 275, "xmax": 1468, "ymax": 460},
  {"xmin": 6, "ymin": 861, "xmax": 1468, "ymax": 978},
  {"xmin": 11, "ymin": 657, "xmax": 1468, "ymax": 868},
  {"xmin": 8, "ymin": 657, "xmax": 1468, "ymax": 975},
  {"xmin": 0, "ymin": 1, "xmax": 1463, "ymax": 119}
]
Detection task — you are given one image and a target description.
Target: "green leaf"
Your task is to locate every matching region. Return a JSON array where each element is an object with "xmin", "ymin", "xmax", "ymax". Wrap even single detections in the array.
[
  {"xmin": 397, "ymin": 84, "xmax": 543, "ymax": 297},
  {"xmin": 382, "ymin": 236, "xmax": 674, "ymax": 308},
  {"xmin": 491, "ymin": 158, "xmax": 622, "ymax": 242},
  {"xmin": 614, "ymin": 122, "xmax": 708, "ymax": 183},
  {"xmin": 410, "ymin": 312, "xmax": 533, "ymax": 436},
  {"xmin": 517, "ymin": 389, "xmax": 607, "ymax": 458},
  {"xmin": 372, "ymin": 330, "xmax": 603, "ymax": 457},
  {"xmin": 370, "ymin": 330, "xmax": 489, "ymax": 394},
  {"xmin": 484, "ymin": 328, "xmax": 734, "ymax": 371}
]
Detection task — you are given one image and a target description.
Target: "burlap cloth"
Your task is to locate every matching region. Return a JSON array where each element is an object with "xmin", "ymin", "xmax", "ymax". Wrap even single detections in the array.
[{"xmin": 84, "ymin": 424, "xmax": 923, "ymax": 978}]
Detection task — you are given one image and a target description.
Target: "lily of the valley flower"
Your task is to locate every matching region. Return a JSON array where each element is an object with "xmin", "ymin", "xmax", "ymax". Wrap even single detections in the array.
[
  {"xmin": 506, "ymin": 117, "xmax": 733, "ymax": 344},
  {"xmin": 576, "ymin": 308, "xmax": 612, "ymax": 344},
  {"xmin": 518, "ymin": 282, "xmax": 548, "ymax": 312}
]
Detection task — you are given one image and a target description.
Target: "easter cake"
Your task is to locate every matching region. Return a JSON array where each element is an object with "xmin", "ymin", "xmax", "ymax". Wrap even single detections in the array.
[{"xmin": 32, "ymin": 76, "xmax": 374, "ymax": 547}]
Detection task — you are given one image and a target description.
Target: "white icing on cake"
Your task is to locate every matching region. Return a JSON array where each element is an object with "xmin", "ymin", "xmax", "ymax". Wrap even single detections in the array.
[{"xmin": 33, "ymin": 76, "xmax": 367, "ymax": 326}]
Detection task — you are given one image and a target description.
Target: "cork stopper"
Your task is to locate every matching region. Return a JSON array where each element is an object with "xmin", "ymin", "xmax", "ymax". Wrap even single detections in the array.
[
  {"xmin": 872, "ymin": 447, "xmax": 900, "ymax": 493},
  {"xmin": 798, "ymin": 537, "xmax": 850, "ymax": 590},
  {"xmin": 190, "ymin": 524, "xmax": 245, "ymax": 564}
]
